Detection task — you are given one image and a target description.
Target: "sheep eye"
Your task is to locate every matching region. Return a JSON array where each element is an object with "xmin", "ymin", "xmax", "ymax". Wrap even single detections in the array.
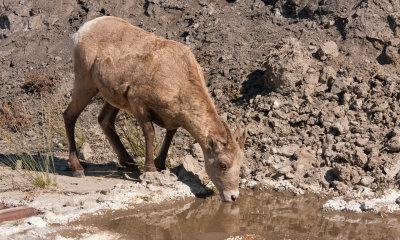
[{"xmin": 219, "ymin": 163, "xmax": 227, "ymax": 170}]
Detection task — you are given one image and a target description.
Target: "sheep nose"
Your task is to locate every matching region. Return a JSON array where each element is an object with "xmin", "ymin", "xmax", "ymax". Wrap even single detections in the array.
[{"xmin": 231, "ymin": 194, "xmax": 238, "ymax": 201}]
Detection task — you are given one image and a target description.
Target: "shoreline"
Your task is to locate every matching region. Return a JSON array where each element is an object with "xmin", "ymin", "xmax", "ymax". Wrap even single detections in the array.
[{"xmin": 1, "ymin": 164, "xmax": 400, "ymax": 239}]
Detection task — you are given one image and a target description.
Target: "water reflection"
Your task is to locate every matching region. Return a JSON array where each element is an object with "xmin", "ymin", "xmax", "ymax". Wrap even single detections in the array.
[
  {"xmin": 79, "ymin": 190, "xmax": 400, "ymax": 240},
  {"xmin": 99, "ymin": 199, "xmax": 241, "ymax": 240}
]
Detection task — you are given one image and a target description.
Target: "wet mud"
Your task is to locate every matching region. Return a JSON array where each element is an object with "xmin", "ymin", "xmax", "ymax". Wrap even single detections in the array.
[{"xmin": 63, "ymin": 190, "xmax": 400, "ymax": 240}]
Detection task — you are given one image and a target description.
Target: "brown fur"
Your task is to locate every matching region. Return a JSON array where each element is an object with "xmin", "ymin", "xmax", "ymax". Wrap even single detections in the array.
[{"xmin": 63, "ymin": 16, "xmax": 247, "ymax": 201}]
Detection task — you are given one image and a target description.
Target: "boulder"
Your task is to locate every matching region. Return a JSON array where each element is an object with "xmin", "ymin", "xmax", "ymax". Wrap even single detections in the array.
[
  {"xmin": 276, "ymin": 144, "xmax": 300, "ymax": 157},
  {"xmin": 263, "ymin": 38, "xmax": 313, "ymax": 94},
  {"xmin": 317, "ymin": 41, "xmax": 339, "ymax": 61},
  {"xmin": 383, "ymin": 155, "xmax": 400, "ymax": 179}
]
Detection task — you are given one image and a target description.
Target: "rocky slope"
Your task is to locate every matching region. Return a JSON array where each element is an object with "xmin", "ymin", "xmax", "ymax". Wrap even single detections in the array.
[{"xmin": 1, "ymin": 0, "xmax": 400, "ymax": 197}]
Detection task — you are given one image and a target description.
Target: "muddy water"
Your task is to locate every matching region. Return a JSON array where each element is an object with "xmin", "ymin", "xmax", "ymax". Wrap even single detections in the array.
[{"xmin": 75, "ymin": 190, "xmax": 400, "ymax": 240}]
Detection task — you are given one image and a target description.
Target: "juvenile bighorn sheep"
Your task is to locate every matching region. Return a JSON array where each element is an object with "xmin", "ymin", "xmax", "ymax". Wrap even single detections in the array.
[{"xmin": 63, "ymin": 16, "xmax": 247, "ymax": 201}]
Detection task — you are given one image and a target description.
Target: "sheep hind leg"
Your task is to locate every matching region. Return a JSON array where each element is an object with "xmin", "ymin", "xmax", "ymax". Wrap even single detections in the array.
[
  {"xmin": 63, "ymin": 88, "xmax": 98, "ymax": 177},
  {"xmin": 98, "ymin": 102, "xmax": 138, "ymax": 172}
]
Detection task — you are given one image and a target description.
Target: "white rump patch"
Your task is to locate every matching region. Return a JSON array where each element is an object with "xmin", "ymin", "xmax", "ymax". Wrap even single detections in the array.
[{"xmin": 71, "ymin": 16, "xmax": 108, "ymax": 47}]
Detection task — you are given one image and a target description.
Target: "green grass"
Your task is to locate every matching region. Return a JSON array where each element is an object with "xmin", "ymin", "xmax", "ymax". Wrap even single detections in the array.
[{"xmin": 11, "ymin": 220, "xmax": 22, "ymax": 227}]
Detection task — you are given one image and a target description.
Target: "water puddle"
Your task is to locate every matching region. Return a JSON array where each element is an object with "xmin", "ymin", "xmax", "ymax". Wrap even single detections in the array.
[{"xmin": 69, "ymin": 190, "xmax": 400, "ymax": 239}]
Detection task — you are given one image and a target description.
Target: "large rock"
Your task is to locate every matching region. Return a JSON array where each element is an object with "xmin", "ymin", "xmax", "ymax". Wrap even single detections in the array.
[
  {"xmin": 330, "ymin": 77, "xmax": 352, "ymax": 95},
  {"xmin": 389, "ymin": 12, "xmax": 400, "ymax": 38},
  {"xmin": 383, "ymin": 156, "xmax": 400, "ymax": 179},
  {"xmin": 317, "ymin": 41, "xmax": 339, "ymax": 61},
  {"xmin": 179, "ymin": 155, "xmax": 208, "ymax": 183},
  {"xmin": 387, "ymin": 136, "xmax": 400, "ymax": 152},
  {"xmin": 181, "ymin": 155, "xmax": 195, "ymax": 173},
  {"xmin": 263, "ymin": 38, "xmax": 313, "ymax": 94},
  {"xmin": 319, "ymin": 66, "xmax": 336, "ymax": 84},
  {"xmin": 276, "ymin": 144, "xmax": 300, "ymax": 157},
  {"xmin": 351, "ymin": 147, "xmax": 368, "ymax": 168},
  {"xmin": 146, "ymin": 0, "xmax": 187, "ymax": 16},
  {"xmin": 293, "ymin": 148, "xmax": 315, "ymax": 173},
  {"xmin": 331, "ymin": 117, "xmax": 349, "ymax": 135},
  {"xmin": 386, "ymin": 127, "xmax": 400, "ymax": 152},
  {"xmin": 191, "ymin": 143, "xmax": 204, "ymax": 162},
  {"xmin": 382, "ymin": 45, "xmax": 400, "ymax": 64},
  {"xmin": 359, "ymin": 176, "xmax": 375, "ymax": 186},
  {"xmin": 332, "ymin": 163, "xmax": 361, "ymax": 184},
  {"xmin": 344, "ymin": 1, "xmax": 397, "ymax": 43}
]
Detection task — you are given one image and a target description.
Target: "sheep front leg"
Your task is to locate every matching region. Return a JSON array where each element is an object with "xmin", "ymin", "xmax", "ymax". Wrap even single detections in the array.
[
  {"xmin": 154, "ymin": 129, "xmax": 176, "ymax": 170},
  {"xmin": 141, "ymin": 120, "xmax": 157, "ymax": 172},
  {"xmin": 133, "ymin": 106, "xmax": 157, "ymax": 172}
]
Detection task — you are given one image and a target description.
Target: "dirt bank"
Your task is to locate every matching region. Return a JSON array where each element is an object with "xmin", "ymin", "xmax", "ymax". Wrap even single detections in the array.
[{"xmin": 1, "ymin": 0, "xmax": 400, "ymax": 232}]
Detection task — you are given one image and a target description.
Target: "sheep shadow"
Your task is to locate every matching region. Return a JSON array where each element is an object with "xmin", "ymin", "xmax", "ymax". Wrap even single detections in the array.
[
  {"xmin": 170, "ymin": 165, "xmax": 214, "ymax": 199},
  {"xmin": 0, "ymin": 153, "xmax": 213, "ymax": 198},
  {"xmin": 0, "ymin": 153, "xmax": 140, "ymax": 180}
]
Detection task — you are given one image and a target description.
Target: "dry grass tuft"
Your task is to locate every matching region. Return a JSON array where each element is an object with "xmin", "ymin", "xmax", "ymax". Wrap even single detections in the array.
[
  {"xmin": 0, "ymin": 100, "xmax": 32, "ymax": 132},
  {"xmin": 22, "ymin": 69, "xmax": 56, "ymax": 94},
  {"xmin": 0, "ymin": 113, "xmax": 57, "ymax": 188},
  {"xmin": 41, "ymin": 84, "xmax": 87, "ymax": 151},
  {"xmin": 116, "ymin": 113, "xmax": 174, "ymax": 169},
  {"xmin": 0, "ymin": 91, "xmax": 66, "ymax": 188},
  {"xmin": 116, "ymin": 113, "xmax": 151, "ymax": 159}
]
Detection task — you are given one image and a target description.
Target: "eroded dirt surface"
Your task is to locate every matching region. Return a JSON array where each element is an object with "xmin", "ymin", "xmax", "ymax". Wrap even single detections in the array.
[
  {"xmin": 1, "ymin": 0, "xmax": 400, "ymax": 220},
  {"xmin": 43, "ymin": 190, "xmax": 400, "ymax": 239}
]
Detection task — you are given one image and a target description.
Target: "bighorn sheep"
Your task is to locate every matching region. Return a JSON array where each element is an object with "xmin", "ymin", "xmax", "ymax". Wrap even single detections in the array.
[{"xmin": 63, "ymin": 16, "xmax": 247, "ymax": 201}]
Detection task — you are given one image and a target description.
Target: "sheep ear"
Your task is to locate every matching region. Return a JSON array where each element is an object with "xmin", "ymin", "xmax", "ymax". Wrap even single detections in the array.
[
  {"xmin": 222, "ymin": 121, "xmax": 233, "ymax": 147},
  {"xmin": 233, "ymin": 126, "xmax": 247, "ymax": 149},
  {"xmin": 240, "ymin": 128, "xmax": 247, "ymax": 149},
  {"xmin": 233, "ymin": 126, "xmax": 242, "ymax": 142}
]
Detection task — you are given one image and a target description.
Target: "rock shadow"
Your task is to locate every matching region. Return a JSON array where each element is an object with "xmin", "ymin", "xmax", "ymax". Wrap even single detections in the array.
[
  {"xmin": 324, "ymin": 168, "xmax": 335, "ymax": 184},
  {"xmin": 376, "ymin": 45, "xmax": 395, "ymax": 65},
  {"xmin": 170, "ymin": 165, "xmax": 214, "ymax": 199},
  {"xmin": 269, "ymin": 2, "xmax": 324, "ymax": 21},
  {"xmin": 240, "ymin": 70, "xmax": 270, "ymax": 99}
]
